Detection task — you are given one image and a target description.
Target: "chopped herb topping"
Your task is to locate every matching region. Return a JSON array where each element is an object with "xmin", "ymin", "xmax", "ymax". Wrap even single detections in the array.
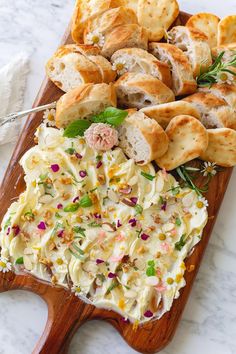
[
  {"xmin": 15, "ymin": 257, "xmax": 24, "ymax": 265},
  {"xmin": 141, "ymin": 171, "xmax": 155, "ymax": 181},
  {"xmin": 175, "ymin": 234, "xmax": 186, "ymax": 251}
]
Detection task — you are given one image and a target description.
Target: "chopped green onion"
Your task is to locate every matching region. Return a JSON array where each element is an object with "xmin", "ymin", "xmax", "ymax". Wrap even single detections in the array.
[{"xmin": 175, "ymin": 234, "xmax": 187, "ymax": 251}]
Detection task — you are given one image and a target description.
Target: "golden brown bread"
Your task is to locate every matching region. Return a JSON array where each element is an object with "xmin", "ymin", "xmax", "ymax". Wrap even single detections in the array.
[
  {"xmin": 218, "ymin": 15, "xmax": 236, "ymax": 46},
  {"xmin": 156, "ymin": 115, "xmax": 208, "ymax": 170}
]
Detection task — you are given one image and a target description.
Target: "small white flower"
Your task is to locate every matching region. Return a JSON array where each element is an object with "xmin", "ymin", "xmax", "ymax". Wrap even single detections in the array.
[
  {"xmin": 71, "ymin": 284, "xmax": 81, "ymax": 297},
  {"xmin": 201, "ymin": 161, "xmax": 217, "ymax": 177},
  {"xmin": 196, "ymin": 196, "xmax": 209, "ymax": 209},
  {"xmin": 163, "ymin": 274, "xmax": 175, "ymax": 291},
  {"xmin": 216, "ymin": 71, "xmax": 235, "ymax": 85},
  {"xmin": 86, "ymin": 31, "xmax": 105, "ymax": 47},
  {"xmin": 0, "ymin": 256, "xmax": 12, "ymax": 273},
  {"xmin": 112, "ymin": 58, "xmax": 129, "ymax": 76},
  {"xmin": 51, "ymin": 254, "xmax": 67, "ymax": 270},
  {"xmin": 43, "ymin": 109, "xmax": 56, "ymax": 127}
]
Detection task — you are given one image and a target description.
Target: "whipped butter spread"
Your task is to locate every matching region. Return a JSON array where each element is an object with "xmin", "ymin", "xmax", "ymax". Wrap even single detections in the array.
[{"xmin": 0, "ymin": 124, "xmax": 208, "ymax": 323}]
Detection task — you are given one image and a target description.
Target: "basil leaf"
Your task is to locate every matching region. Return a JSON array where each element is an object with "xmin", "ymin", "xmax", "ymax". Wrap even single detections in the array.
[
  {"xmin": 135, "ymin": 204, "xmax": 143, "ymax": 215},
  {"xmin": 141, "ymin": 171, "xmax": 155, "ymax": 181},
  {"xmin": 64, "ymin": 203, "xmax": 80, "ymax": 212},
  {"xmin": 79, "ymin": 195, "xmax": 93, "ymax": 208},
  {"xmin": 63, "ymin": 120, "xmax": 92, "ymax": 138},
  {"xmin": 175, "ymin": 234, "xmax": 186, "ymax": 251},
  {"xmin": 15, "ymin": 257, "xmax": 24, "ymax": 265},
  {"xmin": 91, "ymin": 107, "xmax": 128, "ymax": 127}
]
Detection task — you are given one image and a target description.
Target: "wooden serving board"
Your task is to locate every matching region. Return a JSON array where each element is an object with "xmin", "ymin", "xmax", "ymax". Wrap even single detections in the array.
[{"xmin": 0, "ymin": 11, "xmax": 233, "ymax": 354}]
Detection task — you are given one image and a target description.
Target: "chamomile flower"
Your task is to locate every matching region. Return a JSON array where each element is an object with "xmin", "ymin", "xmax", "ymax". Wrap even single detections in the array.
[
  {"xmin": 43, "ymin": 109, "xmax": 56, "ymax": 127},
  {"xmin": 0, "ymin": 256, "xmax": 12, "ymax": 273},
  {"xmin": 196, "ymin": 196, "xmax": 209, "ymax": 209},
  {"xmin": 51, "ymin": 254, "xmax": 68, "ymax": 272},
  {"xmin": 86, "ymin": 31, "xmax": 105, "ymax": 47},
  {"xmin": 163, "ymin": 274, "xmax": 175, "ymax": 290},
  {"xmin": 216, "ymin": 71, "xmax": 235, "ymax": 85},
  {"xmin": 71, "ymin": 284, "xmax": 81, "ymax": 297},
  {"xmin": 201, "ymin": 161, "xmax": 217, "ymax": 177},
  {"xmin": 112, "ymin": 58, "xmax": 129, "ymax": 76}
]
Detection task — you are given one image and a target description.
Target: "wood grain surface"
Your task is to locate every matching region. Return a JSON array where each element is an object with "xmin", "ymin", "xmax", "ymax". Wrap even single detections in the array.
[{"xmin": 0, "ymin": 11, "xmax": 233, "ymax": 354}]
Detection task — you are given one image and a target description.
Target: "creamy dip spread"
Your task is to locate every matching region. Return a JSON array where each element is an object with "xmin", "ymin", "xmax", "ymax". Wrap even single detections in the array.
[{"xmin": 0, "ymin": 124, "xmax": 208, "ymax": 323}]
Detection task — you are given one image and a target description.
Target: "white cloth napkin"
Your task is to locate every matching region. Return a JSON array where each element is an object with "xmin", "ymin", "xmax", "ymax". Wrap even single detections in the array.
[{"xmin": 0, "ymin": 53, "xmax": 30, "ymax": 145}]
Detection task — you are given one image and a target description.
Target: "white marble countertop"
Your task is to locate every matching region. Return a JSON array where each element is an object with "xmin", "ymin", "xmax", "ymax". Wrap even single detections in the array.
[{"xmin": 0, "ymin": 1, "xmax": 236, "ymax": 353}]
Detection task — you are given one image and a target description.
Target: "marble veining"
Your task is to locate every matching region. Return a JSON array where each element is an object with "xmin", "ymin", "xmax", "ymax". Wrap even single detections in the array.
[{"xmin": 0, "ymin": 1, "xmax": 236, "ymax": 353}]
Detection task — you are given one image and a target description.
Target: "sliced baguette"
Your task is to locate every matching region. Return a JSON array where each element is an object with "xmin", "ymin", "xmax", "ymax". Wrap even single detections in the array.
[
  {"xmin": 55, "ymin": 83, "xmax": 117, "ymax": 128},
  {"xmin": 199, "ymin": 83, "xmax": 236, "ymax": 110},
  {"xmin": 71, "ymin": 0, "xmax": 124, "ymax": 44},
  {"xmin": 84, "ymin": 6, "xmax": 138, "ymax": 41},
  {"xmin": 186, "ymin": 13, "xmax": 220, "ymax": 49},
  {"xmin": 212, "ymin": 42, "xmax": 236, "ymax": 61},
  {"xmin": 118, "ymin": 111, "xmax": 169, "ymax": 164},
  {"xmin": 111, "ymin": 48, "xmax": 172, "ymax": 88},
  {"xmin": 218, "ymin": 15, "xmax": 236, "ymax": 46},
  {"xmin": 168, "ymin": 26, "xmax": 212, "ymax": 77},
  {"xmin": 183, "ymin": 92, "xmax": 236, "ymax": 130},
  {"xmin": 156, "ymin": 115, "xmax": 208, "ymax": 170},
  {"xmin": 200, "ymin": 128, "xmax": 236, "ymax": 167},
  {"xmin": 137, "ymin": 0, "xmax": 179, "ymax": 41},
  {"xmin": 149, "ymin": 42, "xmax": 197, "ymax": 96},
  {"xmin": 114, "ymin": 72, "xmax": 175, "ymax": 109},
  {"xmin": 87, "ymin": 55, "xmax": 116, "ymax": 83},
  {"xmin": 46, "ymin": 45, "xmax": 104, "ymax": 92},
  {"xmin": 101, "ymin": 24, "xmax": 148, "ymax": 58},
  {"xmin": 141, "ymin": 101, "xmax": 201, "ymax": 129}
]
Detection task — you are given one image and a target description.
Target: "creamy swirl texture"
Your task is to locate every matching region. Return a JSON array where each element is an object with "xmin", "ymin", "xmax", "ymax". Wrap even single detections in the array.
[{"xmin": 0, "ymin": 125, "xmax": 208, "ymax": 323}]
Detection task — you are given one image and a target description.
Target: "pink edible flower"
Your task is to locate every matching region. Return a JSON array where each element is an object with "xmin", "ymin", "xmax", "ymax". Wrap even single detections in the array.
[
  {"xmin": 94, "ymin": 213, "xmax": 101, "ymax": 219},
  {"xmin": 84, "ymin": 123, "xmax": 118, "ymax": 151},
  {"xmin": 155, "ymin": 282, "xmax": 167, "ymax": 292},
  {"xmin": 128, "ymin": 218, "xmax": 137, "ymax": 227},
  {"xmin": 115, "ymin": 232, "xmax": 125, "ymax": 241},
  {"xmin": 96, "ymin": 259, "xmax": 104, "ymax": 264},
  {"xmin": 57, "ymin": 230, "xmax": 64, "ymax": 238},
  {"xmin": 57, "ymin": 203, "xmax": 63, "ymax": 209},
  {"xmin": 141, "ymin": 233, "xmax": 150, "ymax": 241},
  {"xmin": 130, "ymin": 197, "xmax": 138, "ymax": 205},
  {"xmin": 37, "ymin": 221, "xmax": 46, "ymax": 230},
  {"xmin": 108, "ymin": 272, "xmax": 117, "ymax": 278},
  {"xmin": 79, "ymin": 170, "xmax": 87, "ymax": 178},
  {"xmin": 98, "ymin": 230, "xmax": 106, "ymax": 243},
  {"xmin": 12, "ymin": 225, "xmax": 20, "ymax": 236},
  {"xmin": 144, "ymin": 310, "xmax": 153, "ymax": 318},
  {"xmin": 75, "ymin": 153, "xmax": 82, "ymax": 159},
  {"xmin": 161, "ymin": 242, "xmax": 171, "ymax": 253},
  {"xmin": 171, "ymin": 229, "xmax": 177, "ymax": 236},
  {"xmin": 51, "ymin": 164, "xmax": 60, "ymax": 173},
  {"xmin": 110, "ymin": 255, "xmax": 124, "ymax": 262}
]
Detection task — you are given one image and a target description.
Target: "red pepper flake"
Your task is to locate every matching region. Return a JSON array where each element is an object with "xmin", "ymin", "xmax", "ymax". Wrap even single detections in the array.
[
  {"xmin": 144, "ymin": 310, "xmax": 153, "ymax": 318},
  {"xmin": 108, "ymin": 272, "xmax": 117, "ymax": 278},
  {"xmin": 51, "ymin": 164, "xmax": 60, "ymax": 173}
]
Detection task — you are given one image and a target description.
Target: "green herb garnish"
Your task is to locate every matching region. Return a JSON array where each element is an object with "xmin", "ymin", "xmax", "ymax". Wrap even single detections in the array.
[
  {"xmin": 92, "ymin": 107, "xmax": 128, "ymax": 127},
  {"xmin": 141, "ymin": 171, "xmax": 155, "ymax": 181},
  {"xmin": 168, "ymin": 186, "xmax": 180, "ymax": 196},
  {"xmin": 146, "ymin": 260, "xmax": 155, "ymax": 276},
  {"xmin": 65, "ymin": 147, "xmax": 76, "ymax": 155},
  {"xmin": 55, "ymin": 212, "xmax": 62, "ymax": 219},
  {"xmin": 79, "ymin": 195, "xmax": 93, "ymax": 208},
  {"xmin": 63, "ymin": 120, "xmax": 92, "ymax": 138},
  {"xmin": 72, "ymin": 243, "xmax": 85, "ymax": 255},
  {"xmin": 197, "ymin": 51, "xmax": 236, "ymax": 87},
  {"xmin": 97, "ymin": 273, "xmax": 106, "ymax": 283},
  {"xmin": 135, "ymin": 204, "xmax": 143, "ymax": 215},
  {"xmin": 106, "ymin": 280, "xmax": 119, "ymax": 294},
  {"xmin": 64, "ymin": 203, "xmax": 80, "ymax": 212},
  {"xmin": 4, "ymin": 217, "xmax": 11, "ymax": 230},
  {"xmin": 69, "ymin": 248, "xmax": 84, "ymax": 260},
  {"xmin": 73, "ymin": 226, "xmax": 86, "ymax": 237},
  {"xmin": 15, "ymin": 257, "xmax": 24, "ymax": 265},
  {"xmin": 88, "ymin": 222, "xmax": 101, "ymax": 228},
  {"xmin": 175, "ymin": 217, "xmax": 182, "ymax": 226},
  {"xmin": 175, "ymin": 234, "xmax": 187, "ymax": 251},
  {"xmin": 176, "ymin": 165, "xmax": 208, "ymax": 196}
]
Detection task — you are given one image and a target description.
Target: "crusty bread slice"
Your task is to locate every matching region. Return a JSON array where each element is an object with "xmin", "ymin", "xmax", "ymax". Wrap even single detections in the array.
[
  {"xmin": 218, "ymin": 15, "xmax": 236, "ymax": 46},
  {"xmin": 101, "ymin": 24, "xmax": 148, "ymax": 58},
  {"xmin": 84, "ymin": 6, "xmax": 138, "ymax": 42},
  {"xmin": 71, "ymin": 0, "xmax": 124, "ymax": 44},
  {"xmin": 183, "ymin": 92, "xmax": 236, "ymax": 130},
  {"xmin": 111, "ymin": 48, "xmax": 172, "ymax": 88},
  {"xmin": 199, "ymin": 83, "xmax": 236, "ymax": 110},
  {"xmin": 168, "ymin": 26, "xmax": 212, "ymax": 77},
  {"xmin": 156, "ymin": 115, "xmax": 208, "ymax": 170},
  {"xmin": 137, "ymin": 0, "xmax": 179, "ymax": 41},
  {"xmin": 212, "ymin": 42, "xmax": 236, "ymax": 61},
  {"xmin": 46, "ymin": 45, "xmax": 104, "ymax": 92},
  {"xmin": 55, "ymin": 83, "xmax": 117, "ymax": 128},
  {"xmin": 87, "ymin": 55, "xmax": 116, "ymax": 83},
  {"xmin": 186, "ymin": 13, "xmax": 220, "ymax": 49},
  {"xmin": 200, "ymin": 128, "xmax": 236, "ymax": 167},
  {"xmin": 149, "ymin": 42, "xmax": 197, "ymax": 96},
  {"xmin": 114, "ymin": 72, "xmax": 175, "ymax": 109},
  {"xmin": 141, "ymin": 101, "xmax": 201, "ymax": 129},
  {"xmin": 118, "ymin": 111, "xmax": 169, "ymax": 164}
]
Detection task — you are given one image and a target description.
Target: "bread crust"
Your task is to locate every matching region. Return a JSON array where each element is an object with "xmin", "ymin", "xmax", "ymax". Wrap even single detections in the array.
[
  {"xmin": 199, "ymin": 83, "xmax": 236, "ymax": 110},
  {"xmin": 149, "ymin": 42, "xmax": 197, "ymax": 96},
  {"xmin": 137, "ymin": 0, "xmax": 179, "ymax": 41},
  {"xmin": 55, "ymin": 83, "xmax": 117, "ymax": 128},
  {"xmin": 111, "ymin": 48, "xmax": 172, "ymax": 87},
  {"xmin": 141, "ymin": 101, "xmax": 201, "ymax": 128},
  {"xmin": 186, "ymin": 13, "xmax": 220, "ymax": 48},
  {"xmin": 114, "ymin": 72, "xmax": 174, "ymax": 109},
  {"xmin": 200, "ymin": 128, "xmax": 236, "ymax": 167},
  {"xmin": 87, "ymin": 55, "xmax": 117, "ymax": 83},
  {"xmin": 218, "ymin": 15, "xmax": 236, "ymax": 46},
  {"xmin": 156, "ymin": 115, "xmax": 208, "ymax": 170},
  {"xmin": 101, "ymin": 24, "xmax": 148, "ymax": 58}
]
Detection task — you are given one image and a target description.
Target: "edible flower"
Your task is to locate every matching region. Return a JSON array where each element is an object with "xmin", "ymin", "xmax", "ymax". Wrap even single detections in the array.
[
  {"xmin": 201, "ymin": 161, "xmax": 217, "ymax": 177},
  {"xmin": 130, "ymin": 197, "xmax": 138, "ymax": 205},
  {"xmin": 108, "ymin": 272, "xmax": 117, "ymax": 279},
  {"xmin": 96, "ymin": 160, "xmax": 103, "ymax": 169},
  {"xmin": 12, "ymin": 225, "xmax": 20, "ymax": 236},
  {"xmin": 112, "ymin": 58, "xmax": 129, "ymax": 76},
  {"xmin": 196, "ymin": 196, "xmax": 209, "ymax": 209},
  {"xmin": 144, "ymin": 310, "xmax": 153, "ymax": 318},
  {"xmin": 57, "ymin": 203, "xmax": 63, "ymax": 209},
  {"xmin": 71, "ymin": 285, "xmax": 81, "ymax": 297},
  {"xmin": 57, "ymin": 230, "xmax": 64, "ymax": 238},
  {"xmin": 141, "ymin": 233, "xmax": 150, "ymax": 241},
  {"xmin": 117, "ymin": 220, "xmax": 122, "ymax": 228},
  {"xmin": 0, "ymin": 257, "xmax": 12, "ymax": 273},
  {"xmin": 96, "ymin": 259, "xmax": 104, "ymax": 264},
  {"xmin": 51, "ymin": 164, "xmax": 60, "ymax": 173},
  {"xmin": 37, "ymin": 221, "xmax": 46, "ymax": 230},
  {"xmin": 84, "ymin": 123, "xmax": 118, "ymax": 151},
  {"xmin": 128, "ymin": 218, "xmax": 137, "ymax": 227},
  {"xmin": 79, "ymin": 170, "xmax": 87, "ymax": 178},
  {"xmin": 86, "ymin": 30, "xmax": 105, "ymax": 47},
  {"xmin": 43, "ymin": 108, "xmax": 56, "ymax": 127}
]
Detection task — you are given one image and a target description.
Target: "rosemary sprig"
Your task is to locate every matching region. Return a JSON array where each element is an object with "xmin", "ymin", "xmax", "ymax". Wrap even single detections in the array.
[{"xmin": 197, "ymin": 51, "xmax": 236, "ymax": 87}]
